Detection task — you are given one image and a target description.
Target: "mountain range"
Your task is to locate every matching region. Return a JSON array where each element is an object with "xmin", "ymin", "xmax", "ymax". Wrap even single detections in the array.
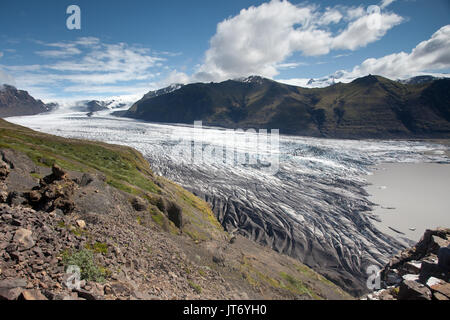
[{"xmin": 124, "ymin": 75, "xmax": 450, "ymax": 139}]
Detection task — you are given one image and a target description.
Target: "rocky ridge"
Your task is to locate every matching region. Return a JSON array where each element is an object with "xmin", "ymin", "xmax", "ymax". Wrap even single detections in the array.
[{"xmin": 363, "ymin": 228, "xmax": 450, "ymax": 300}]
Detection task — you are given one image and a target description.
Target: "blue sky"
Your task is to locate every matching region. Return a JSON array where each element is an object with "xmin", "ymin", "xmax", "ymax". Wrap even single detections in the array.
[{"xmin": 0, "ymin": 0, "xmax": 449, "ymax": 101}]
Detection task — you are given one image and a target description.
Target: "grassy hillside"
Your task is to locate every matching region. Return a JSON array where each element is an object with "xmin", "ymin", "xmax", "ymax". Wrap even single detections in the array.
[
  {"xmin": 0, "ymin": 118, "xmax": 223, "ymax": 242},
  {"xmin": 125, "ymin": 75, "xmax": 450, "ymax": 139}
]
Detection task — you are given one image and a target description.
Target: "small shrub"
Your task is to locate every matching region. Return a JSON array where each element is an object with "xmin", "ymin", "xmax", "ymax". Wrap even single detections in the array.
[{"xmin": 62, "ymin": 249, "xmax": 106, "ymax": 282}]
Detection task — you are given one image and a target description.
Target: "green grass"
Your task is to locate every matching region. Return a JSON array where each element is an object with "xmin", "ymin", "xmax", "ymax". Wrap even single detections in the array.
[
  {"xmin": 279, "ymin": 272, "xmax": 319, "ymax": 299},
  {"xmin": 0, "ymin": 119, "xmax": 160, "ymax": 197},
  {"xmin": 187, "ymin": 280, "xmax": 202, "ymax": 294}
]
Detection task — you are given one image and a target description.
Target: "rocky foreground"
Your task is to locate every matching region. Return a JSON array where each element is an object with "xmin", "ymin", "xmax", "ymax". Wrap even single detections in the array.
[
  {"xmin": 0, "ymin": 119, "xmax": 351, "ymax": 300},
  {"xmin": 363, "ymin": 228, "xmax": 450, "ymax": 300}
]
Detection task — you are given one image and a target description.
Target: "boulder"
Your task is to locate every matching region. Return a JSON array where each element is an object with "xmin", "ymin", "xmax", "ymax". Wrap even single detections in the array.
[
  {"xmin": 398, "ymin": 280, "xmax": 432, "ymax": 300},
  {"xmin": 430, "ymin": 283, "xmax": 450, "ymax": 299},
  {"xmin": 8, "ymin": 191, "xmax": 27, "ymax": 206},
  {"xmin": 167, "ymin": 201, "xmax": 183, "ymax": 229},
  {"xmin": 0, "ymin": 190, "xmax": 8, "ymax": 203},
  {"xmin": 131, "ymin": 197, "xmax": 148, "ymax": 212},
  {"xmin": 431, "ymin": 235, "xmax": 449, "ymax": 251},
  {"xmin": 13, "ymin": 228, "xmax": 35, "ymax": 250},
  {"xmin": 19, "ymin": 289, "xmax": 48, "ymax": 300},
  {"xmin": 76, "ymin": 219, "xmax": 86, "ymax": 229},
  {"xmin": 385, "ymin": 269, "xmax": 402, "ymax": 286},
  {"xmin": 419, "ymin": 260, "xmax": 448, "ymax": 283},
  {"xmin": 0, "ymin": 159, "xmax": 9, "ymax": 180},
  {"xmin": 0, "ymin": 278, "xmax": 28, "ymax": 289},
  {"xmin": 438, "ymin": 246, "xmax": 450, "ymax": 272},
  {"xmin": 51, "ymin": 164, "xmax": 67, "ymax": 180},
  {"xmin": 80, "ymin": 173, "xmax": 94, "ymax": 187},
  {"xmin": 433, "ymin": 292, "xmax": 449, "ymax": 300},
  {"xmin": 0, "ymin": 287, "xmax": 23, "ymax": 300},
  {"xmin": 27, "ymin": 190, "xmax": 41, "ymax": 203}
]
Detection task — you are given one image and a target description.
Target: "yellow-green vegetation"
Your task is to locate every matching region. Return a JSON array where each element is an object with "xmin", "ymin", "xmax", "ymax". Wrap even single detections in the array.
[
  {"xmin": 238, "ymin": 255, "xmax": 336, "ymax": 300},
  {"xmin": 279, "ymin": 272, "xmax": 319, "ymax": 299},
  {"xmin": 294, "ymin": 264, "xmax": 349, "ymax": 297},
  {"xmin": 0, "ymin": 118, "xmax": 226, "ymax": 244},
  {"xmin": 85, "ymin": 241, "xmax": 108, "ymax": 255},
  {"xmin": 166, "ymin": 180, "xmax": 225, "ymax": 242},
  {"xmin": 187, "ymin": 280, "xmax": 202, "ymax": 294},
  {"xmin": 0, "ymin": 119, "xmax": 160, "ymax": 197},
  {"xmin": 61, "ymin": 248, "xmax": 107, "ymax": 283},
  {"xmin": 30, "ymin": 172, "xmax": 42, "ymax": 180}
]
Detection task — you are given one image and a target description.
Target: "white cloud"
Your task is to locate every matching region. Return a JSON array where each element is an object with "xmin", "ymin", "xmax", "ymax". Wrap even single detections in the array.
[
  {"xmin": 277, "ymin": 25, "xmax": 450, "ymax": 87},
  {"xmin": 2, "ymin": 38, "xmax": 175, "ymax": 99},
  {"xmin": 348, "ymin": 24, "xmax": 450, "ymax": 79},
  {"xmin": 159, "ymin": 70, "xmax": 190, "ymax": 87},
  {"xmin": 331, "ymin": 12, "xmax": 403, "ymax": 50},
  {"xmin": 380, "ymin": 0, "xmax": 396, "ymax": 9},
  {"xmin": 193, "ymin": 0, "xmax": 404, "ymax": 82}
]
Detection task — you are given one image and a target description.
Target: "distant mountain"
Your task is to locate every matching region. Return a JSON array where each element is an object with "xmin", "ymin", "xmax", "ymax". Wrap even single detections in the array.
[
  {"xmin": 123, "ymin": 75, "xmax": 450, "ymax": 139},
  {"xmin": 142, "ymin": 83, "xmax": 184, "ymax": 100},
  {"xmin": 0, "ymin": 85, "xmax": 51, "ymax": 118},
  {"xmin": 398, "ymin": 75, "xmax": 442, "ymax": 85}
]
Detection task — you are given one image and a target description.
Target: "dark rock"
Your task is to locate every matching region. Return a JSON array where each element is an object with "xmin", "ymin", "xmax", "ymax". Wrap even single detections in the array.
[
  {"xmin": 110, "ymin": 282, "xmax": 130, "ymax": 296},
  {"xmin": 212, "ymin": 253, "xmax": 226, "ymax": 266},
  {"xmin": 80, "ymin": 173, "xmax": 94, "ymax": 187},
  {"xmin": 419, "ymin": 261, "xmax": 448, "ymax": 283},
  {"xmin": 131, "ymin": 196, "xmax": 148, "ymax": 212},
  {"xmin": 167, "ymin": 201, "xmax": 183, "ymax": 229},
  {"xmin": 398, "ymin": 280, "xmax": 432, "ymax": 300},
  {"xmin": 0, "ymin": 278, "xmax": 28, "ymax": 289},
  {"xmin": 8, "ymin": 191, "xmax": 27, "ymax": 206},
  {"xmin": 27, "ymin": 190, "xmax": 41, "ymax": 203},
  {"xmin": 0, "ymin": 287, "xmax": 23, "ymax": 300},
  {"xmin": 0, "ymin": 159, "xmax": 10, "ymax": 180},
  {"xmin": 156, "ymin": 197, "xmax": 167, "ymax": 213},
  {"xmin": 53, "ymin": 197, "xmax": 75, "ymax": 214},
  {"xmin": 52, "ymin": 164, "xmax": 67, "ymax": 180},
  {"xmin": 73, "ymin": 288, "xmax": 99, "ymax": 300},
  {"xmin": 438, "ymin": 246, "xmax": 450, "ymax": 272}
]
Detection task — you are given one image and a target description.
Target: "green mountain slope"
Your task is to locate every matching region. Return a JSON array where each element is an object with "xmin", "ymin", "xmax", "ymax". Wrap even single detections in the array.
[{"xmin": 125, "ymin": 75, "xmax": 450, "ymax": 138}]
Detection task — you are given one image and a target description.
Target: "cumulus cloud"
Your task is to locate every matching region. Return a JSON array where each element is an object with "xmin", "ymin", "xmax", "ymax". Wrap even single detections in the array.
[
  {"xmin": 331, "ymin": 11, "xmax": 403, "ymax": 50},
  {"xmin": 193, "ymin": 0, "xmax": 403, "ymax": 82},
  {"xmin": 347, "ymin": 24, "xmax": 450, "ymax": 79},
  {"xmin": 278, "ymin": 25, "xmax": 450, "ymax": 87}
]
